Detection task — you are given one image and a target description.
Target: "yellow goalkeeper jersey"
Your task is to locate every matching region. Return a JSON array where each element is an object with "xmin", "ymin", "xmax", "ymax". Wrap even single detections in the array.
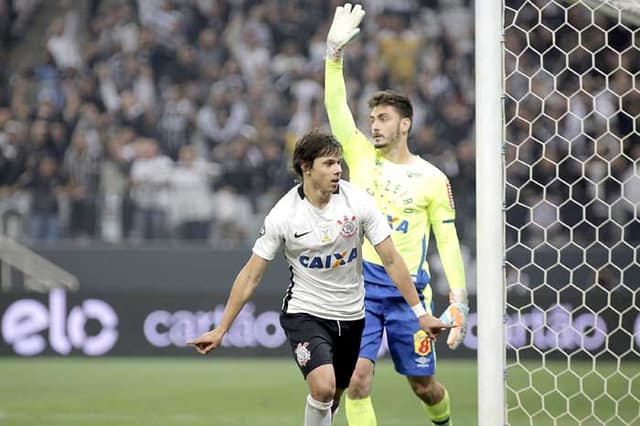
[{"xmin": 325, "ymin": 58, "xmax": 465, "ymax": 292}]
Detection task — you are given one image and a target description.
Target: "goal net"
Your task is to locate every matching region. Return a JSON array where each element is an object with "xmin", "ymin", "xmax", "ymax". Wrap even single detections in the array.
[{"xmin": 502, "ymin": 0, "xmax": 640, "ymax": 425}]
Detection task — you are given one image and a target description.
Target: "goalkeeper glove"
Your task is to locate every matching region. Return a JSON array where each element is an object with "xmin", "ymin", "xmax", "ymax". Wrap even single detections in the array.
[
  {"xmin": 438, "ymin": 289, "xmax": 469, "ymax": 350},
  {"xmin": 326, "ymin": 3, "xmax": 366, "ymax": 61}
]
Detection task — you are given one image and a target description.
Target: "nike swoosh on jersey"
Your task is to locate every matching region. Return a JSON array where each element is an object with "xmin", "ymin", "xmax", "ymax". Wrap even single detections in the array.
[{"xmin": 294, "ymin": 231, "xmax": 312, "ymax": 238}]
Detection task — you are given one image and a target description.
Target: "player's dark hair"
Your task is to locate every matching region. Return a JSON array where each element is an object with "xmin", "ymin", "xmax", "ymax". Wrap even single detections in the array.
[
  {"xmin": 292, "ymin": 130, "xmax": 342, "ymax": 178},
  {"xmin": 368, "ymin": 90, "xmax": 413, "ymax": 121}
]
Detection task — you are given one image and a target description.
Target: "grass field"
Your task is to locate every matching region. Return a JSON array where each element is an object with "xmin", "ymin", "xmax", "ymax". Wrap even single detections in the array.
[
  {"xmin": 2, "ymin": 357, "xmax": 639, "ymax": 425},
  {"xmin": 0, "ymin": 357, "xmax": 477, "ymax": 426}
]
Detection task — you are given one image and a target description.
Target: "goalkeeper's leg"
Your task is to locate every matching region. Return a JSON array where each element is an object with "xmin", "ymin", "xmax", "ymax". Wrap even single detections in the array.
[
  {"xmin": 408, "ymin": 376, "xmax": 453, "ymax": 426},
  {"xmin": 386, "ymin": 298, "xmax": 453, "ymax": 425},
  {"xmin": 345, "ymin": 358, "xmax": 378, "ymax": 426}
]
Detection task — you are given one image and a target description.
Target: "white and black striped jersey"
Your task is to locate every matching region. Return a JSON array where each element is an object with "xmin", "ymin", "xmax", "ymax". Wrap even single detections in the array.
[{"xmin": 252, "ymin": 179, "xmax": 391, "ymax": 321}]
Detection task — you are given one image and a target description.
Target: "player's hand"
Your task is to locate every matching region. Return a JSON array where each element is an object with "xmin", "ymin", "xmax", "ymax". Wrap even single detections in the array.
[
  {"xmin": 186, "ymin": 328, "xmax": 224, "ymax": 355},
  {"xmin": 417, "ymin": 314, "xmax": 455, "ymax": 340},
  {"xmin": 439, "ymin": 289, "xmax": 470, "ymax": 350},
  {"xmin": 327, "ymin": 3, "xmax": 366, "ymax": 51}
]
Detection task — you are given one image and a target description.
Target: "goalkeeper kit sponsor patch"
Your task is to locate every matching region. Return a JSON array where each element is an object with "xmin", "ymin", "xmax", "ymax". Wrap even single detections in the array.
[{"xmin": 412, "ymin": 330, "xmax": 432, "ymax": 356}]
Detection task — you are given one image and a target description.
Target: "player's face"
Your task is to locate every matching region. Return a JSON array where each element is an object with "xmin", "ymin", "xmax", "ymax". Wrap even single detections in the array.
[
  {"xmin": 369, "ymin": 105, "xmax": 406, "ymax": 149},
  {"xmin": 308, "ymin": 154, "xmax": 342, "ymax": 193}
]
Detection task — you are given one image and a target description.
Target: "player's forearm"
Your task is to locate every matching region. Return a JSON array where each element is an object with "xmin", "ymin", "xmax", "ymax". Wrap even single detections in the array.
[
  {"xmin": 217, "ymin": 266, "xmax": 262, "ymax": 332},
  {"xmin": 434, "ymin": 227, "xmax": 466, "ymax": 290},
  {"xmin": 378, "ymin": 244, "xmax": 422, "ymax": 307},
  {"xmin": 324, "ymin": 59, "xmax": 357, "ymax": 141},
  {"xmin": 389, "ymin": 263, "xmax": 422, "ymax": 308}
]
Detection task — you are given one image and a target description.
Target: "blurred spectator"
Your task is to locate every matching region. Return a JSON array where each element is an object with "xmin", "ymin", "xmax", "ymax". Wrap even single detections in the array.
[
  {"xmin": 195, "ymin": 27, "xmax": 226, "ymax": 74},
  {"xmin": 2, "ymin": 0, "xmax": 44, "ymax": 51},
  {"xmin": 46, "ymin": 6, "xmax": 82, "ymax": 71},
  {"xmin": 0, "ymin": 1, "xmax": 13, "ymax": 56},
  {"xmin": 128, "ymin": 138, "xmax": 172, "ymax": 241},
  {"xmin": 376, "ymin": 8, "xmax": 422, "ymax": 86},
  {"xmin": 0, "ymin": 117, "xmax": 29, "ymax": 236},
  {"xmin": 99, "ymin": 127, "xmax": 135, "ymax": 243},
  {"xmin": 214, "ymin": 126, "xmax": 264, "ymax": 197},
  {"xmin": 168, "ymin": 144, "xmax": 215, "ymax": 241},
  {"xmin": 20, "ymin": 156, "xmax": 64, "ymax": 242},
  {"xmin": 223, "ymin": 11, "xmax": 271, "ymax": 87},
  {"xmin": 620, "ymin": 144, "xmax": 640, "ymax": 244},
  {"xmin": 0, "ymin": 118, "xmax": 28, "ymax": 188},
  {"xmin": 158, "ymin": 83, "xmax": 194, "ymax": 161},
  {"xmin": 196, "ymin": 80, "xmax": 249, "ymax": 153},
  {"xmin": 62, "ymin": 129, "xmax": 101, "ymax": 240}
]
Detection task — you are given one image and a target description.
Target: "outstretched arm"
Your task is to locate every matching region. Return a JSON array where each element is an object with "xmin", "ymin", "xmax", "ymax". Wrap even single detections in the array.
[{"xmin": 187, "ymin": 254, "xmax": 269, "ymax": 354}]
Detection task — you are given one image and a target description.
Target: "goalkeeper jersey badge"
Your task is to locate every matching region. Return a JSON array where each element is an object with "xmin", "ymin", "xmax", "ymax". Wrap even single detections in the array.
[{"xmin": 295, "ymin": 342, "xmax": 311, "ymax": 366}]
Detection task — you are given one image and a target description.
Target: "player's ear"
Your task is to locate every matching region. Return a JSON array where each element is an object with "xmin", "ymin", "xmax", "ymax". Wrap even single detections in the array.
[
  {"xmin": 301, "ymin": 160, "xmax": 312, "ymax": 175},
  {"xmin": 401, "ymin": 117, "xmax": 411, "ymax": 134}
]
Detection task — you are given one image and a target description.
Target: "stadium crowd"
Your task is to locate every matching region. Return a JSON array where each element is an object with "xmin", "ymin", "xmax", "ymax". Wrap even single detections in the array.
[
  {"xmin": 0, "ymin": 0, "xmax": 475, "ymax": 248},
  {"xmin": 0, "ymin": 0, "xmax": 636, "ymax": 266}
]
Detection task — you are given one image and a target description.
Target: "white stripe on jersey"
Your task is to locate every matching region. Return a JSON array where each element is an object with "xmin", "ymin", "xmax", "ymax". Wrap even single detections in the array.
[{"xmin": 252, "ymin": 180, "xmax": 391, "ymax": 321}]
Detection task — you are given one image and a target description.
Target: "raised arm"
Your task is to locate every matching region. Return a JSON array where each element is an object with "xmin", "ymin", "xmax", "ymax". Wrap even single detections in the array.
[{"xmin": 324, "ymin": 4, "xmax": 363, "ymax": 145}]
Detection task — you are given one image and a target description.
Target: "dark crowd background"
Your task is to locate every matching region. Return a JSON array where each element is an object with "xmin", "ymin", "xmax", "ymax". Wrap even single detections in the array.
[
  {"xmin": 0, "ymin": 0, "xmax": 475, "ymax": 249},
  {"xmin": 0, "ymin": 0, "xmax": 637, "ymax": 290}
]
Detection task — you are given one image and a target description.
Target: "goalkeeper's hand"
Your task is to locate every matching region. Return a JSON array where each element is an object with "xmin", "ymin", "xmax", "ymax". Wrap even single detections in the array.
[
  {"xmin": 438, "ymin": 289, "xmax": 469, "ymax": 350},
  {"xmin": 326, "ymin": 3, "xmax": 366, "ymax": 60}
]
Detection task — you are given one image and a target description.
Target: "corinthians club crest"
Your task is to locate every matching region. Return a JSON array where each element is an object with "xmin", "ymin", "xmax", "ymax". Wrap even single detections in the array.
[
  {"xmin": 337, "ymin": 215, "xmax": 357, "ymax": 238},
  {"xmin": 295, "ymin": 342, "xmax": 311, "ymax": 366}
]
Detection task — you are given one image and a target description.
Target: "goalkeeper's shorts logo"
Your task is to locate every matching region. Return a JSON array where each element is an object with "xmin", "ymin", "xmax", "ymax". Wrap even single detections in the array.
[
  {"xmin": 413, "ymin": 330, "xmax": 432, "ymax": 356},
  {"xmin": 414, "ymin": 356, "xmax": 431, "ymax": 368}
]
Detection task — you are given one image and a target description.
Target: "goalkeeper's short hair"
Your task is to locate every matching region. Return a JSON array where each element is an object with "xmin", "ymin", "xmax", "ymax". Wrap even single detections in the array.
[{"xmin": 368, "ymin": 90, "xmax": 413, "ymax": 121}]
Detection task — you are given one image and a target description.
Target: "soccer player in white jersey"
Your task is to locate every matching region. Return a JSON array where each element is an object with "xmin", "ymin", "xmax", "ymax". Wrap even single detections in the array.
[
  {"xmin": 187, "ymin": 131, "xmax": 452, "ymax": 426},
  {"xmin": 324, "ymin": 4, "xmax": 470, "ymax": 426}
]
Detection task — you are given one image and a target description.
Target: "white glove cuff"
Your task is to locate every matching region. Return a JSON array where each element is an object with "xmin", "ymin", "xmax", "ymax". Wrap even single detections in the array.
[
  {"xmin": 411, "ymin": 303, "xmax": 427, "ymax": 318},
  {"xmin": 326, "ymin": 45, "xmax": 343, "ymax": 62},
  {"xmin": 450, "ymin": 288, "xmax": 469, "ymax": 305}
]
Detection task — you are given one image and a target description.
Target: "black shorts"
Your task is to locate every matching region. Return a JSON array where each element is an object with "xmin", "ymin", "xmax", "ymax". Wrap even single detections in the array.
[{"xmin": 280, "ymin": 313, "xmax": 365, "ymax": 389}]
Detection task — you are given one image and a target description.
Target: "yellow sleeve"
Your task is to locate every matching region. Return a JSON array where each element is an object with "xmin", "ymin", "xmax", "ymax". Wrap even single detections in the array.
[
  {"xmin": 428, "ymin": 175, "xmax": 466, "ymax": 291},
  {"xmin": 324, "ymin": 58, "xmax": 372, "ymax": 166}
]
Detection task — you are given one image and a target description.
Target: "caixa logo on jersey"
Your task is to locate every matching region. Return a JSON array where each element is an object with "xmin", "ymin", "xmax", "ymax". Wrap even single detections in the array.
[
  {"xmin": 1, "ymin": 289, "xmax": 118, "ymax": 356},
  {"xmin": 299, "ymin": 247, "xmax": 358, "ymax": 269}
]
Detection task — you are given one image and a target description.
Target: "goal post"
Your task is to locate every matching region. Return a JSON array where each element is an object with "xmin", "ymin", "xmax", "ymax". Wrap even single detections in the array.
[
  {"xmin": 477, "ymin": 0, "xmax": 640, "ymax": 425},
  {"xmin": 475, "ymin": 0, "xmax": 506, "ymax": 425}
]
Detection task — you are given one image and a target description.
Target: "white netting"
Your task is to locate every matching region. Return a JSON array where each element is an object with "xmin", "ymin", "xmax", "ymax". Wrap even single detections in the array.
[{"xmin": 503, "ymin": 0, "xmax": 640, "ymax": 424}]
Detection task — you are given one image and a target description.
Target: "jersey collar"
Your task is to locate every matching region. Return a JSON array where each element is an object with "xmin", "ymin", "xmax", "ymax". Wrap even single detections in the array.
[{"xmin": 297, "ymin": 183, "xmax": 340, "ymax": 199}]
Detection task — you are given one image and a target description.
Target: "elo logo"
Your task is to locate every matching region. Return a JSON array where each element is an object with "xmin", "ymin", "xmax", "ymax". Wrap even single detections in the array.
[{"xmin": 1, "ymin": 289, "xmax": 118, "ymax": 356}]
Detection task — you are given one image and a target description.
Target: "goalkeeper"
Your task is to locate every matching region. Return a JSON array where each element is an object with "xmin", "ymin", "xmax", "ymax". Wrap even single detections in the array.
[{"xmin": 324, "ymin": 4, "xmax": 469, "ymax": 426}]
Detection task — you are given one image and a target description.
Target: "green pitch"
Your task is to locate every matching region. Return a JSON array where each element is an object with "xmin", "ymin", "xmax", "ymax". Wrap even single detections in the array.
[
  {"xmin": 2, "ymin": 357, "xmax": 639, "ymax": 425},
  {"xmin": 0, "ymin": 357, "xmax": 477, "ymax": 426}
]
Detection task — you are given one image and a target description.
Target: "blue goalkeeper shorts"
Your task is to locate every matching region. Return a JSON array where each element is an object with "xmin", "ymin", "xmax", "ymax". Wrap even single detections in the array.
[{"xmin": 359, "ymin": 283, "xmax": 436, "ymax": 376}]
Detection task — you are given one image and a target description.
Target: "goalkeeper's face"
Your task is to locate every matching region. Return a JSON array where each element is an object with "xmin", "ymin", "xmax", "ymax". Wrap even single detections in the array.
[{"xmin": 369, "ymin": 105, "xmax": 408, "ymax": 150}]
